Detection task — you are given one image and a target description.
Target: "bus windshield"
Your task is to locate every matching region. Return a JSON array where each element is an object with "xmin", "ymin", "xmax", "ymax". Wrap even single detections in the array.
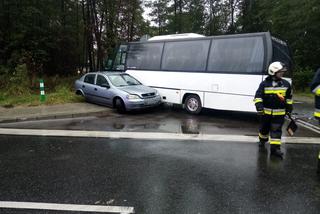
[
  {"xmin": 272, "ymin": 37, "xmax": 293, "ymax": 77},
  {"xmin": 109, "ymin": 44, "xmax": 127, "ymax": 71}
]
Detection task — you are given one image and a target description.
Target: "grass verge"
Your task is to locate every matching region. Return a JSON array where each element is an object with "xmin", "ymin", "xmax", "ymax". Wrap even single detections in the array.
[
  {"xmin": 0, "ymin": 73, "xmax": 85, "ymax": 108},
  {"xmin": 0, "ymin": 87, "xmax": 84, "ymax": 108}
]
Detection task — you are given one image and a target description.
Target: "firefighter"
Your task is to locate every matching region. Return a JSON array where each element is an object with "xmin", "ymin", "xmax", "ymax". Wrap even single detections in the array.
[
  {"xmin": 254, "ymin": 61, "xmax": 293, "ymax": 158},
  {"xmin": 310, "ymin": 68, "xmax": 320, "ymax": 124},
  {"xmin": 310, "ymin": 68, "xmax": 320, "ymax": 173}
]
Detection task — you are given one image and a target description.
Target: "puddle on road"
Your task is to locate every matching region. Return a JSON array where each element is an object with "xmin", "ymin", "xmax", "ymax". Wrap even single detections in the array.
[
  {"xmin": 181, "ymin": 118, "xmax": 200, "ymax": 134},
  {"xmin": 1, "ymin": 105, "xmax": 318, "ymax": 137}
]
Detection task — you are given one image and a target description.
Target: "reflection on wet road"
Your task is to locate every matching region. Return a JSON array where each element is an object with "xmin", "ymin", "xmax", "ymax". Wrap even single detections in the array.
[
  {"xmin": 0, "ymin": 105, "xmax": 318, "ymax": 137},
  {"xmin": 0, "ymin": 135, "xmax": 319, "ymax": 213}
]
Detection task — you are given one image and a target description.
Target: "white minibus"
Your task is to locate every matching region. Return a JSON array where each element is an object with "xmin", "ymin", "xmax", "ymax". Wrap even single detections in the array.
[{"xmin": 114, "ymin": 32, "xmax": 293, "ymax": 114}]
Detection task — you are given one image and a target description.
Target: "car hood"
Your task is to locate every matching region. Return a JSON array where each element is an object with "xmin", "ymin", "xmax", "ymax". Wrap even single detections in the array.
[{"xmin": 119, "ymin": 85, "xmax": 157, "ymax": 96}]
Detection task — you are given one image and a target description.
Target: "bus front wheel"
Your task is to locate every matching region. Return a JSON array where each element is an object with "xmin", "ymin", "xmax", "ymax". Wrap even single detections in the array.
[{"xmin": 184, "ymin": 94, "xmax": 202, "ymax": 114}]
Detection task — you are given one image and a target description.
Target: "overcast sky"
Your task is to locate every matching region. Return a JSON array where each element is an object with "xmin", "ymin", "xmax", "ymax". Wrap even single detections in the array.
[{"xmin": 142, "ymin": 0, "xmax": 154, "ymax": 24}]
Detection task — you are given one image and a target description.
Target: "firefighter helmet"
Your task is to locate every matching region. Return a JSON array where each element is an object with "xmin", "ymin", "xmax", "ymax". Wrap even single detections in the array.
[{"xmin": 268, "ymin": 61, "xmax": 287, "ymax": 76}]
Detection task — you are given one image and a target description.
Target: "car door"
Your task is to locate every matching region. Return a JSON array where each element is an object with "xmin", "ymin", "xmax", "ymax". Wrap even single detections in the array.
[
  {"xmin": 82, "ymin": 74, "xmax": 97, "ymax": 101},
  {"xmin": 95, "ymin": 74, "xmax": 113, "ymax": 106}
]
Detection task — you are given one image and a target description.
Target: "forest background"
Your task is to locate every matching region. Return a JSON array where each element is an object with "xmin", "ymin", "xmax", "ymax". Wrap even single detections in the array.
[{"xmin": 0, "ymin": 0, "xmax": 319, "ymax": 106}]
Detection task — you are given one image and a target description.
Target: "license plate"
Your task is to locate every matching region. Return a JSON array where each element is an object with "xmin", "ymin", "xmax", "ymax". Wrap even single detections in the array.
[{"xmin": 144, "ymin": 97, "xmax": 157, "ymax": 105}]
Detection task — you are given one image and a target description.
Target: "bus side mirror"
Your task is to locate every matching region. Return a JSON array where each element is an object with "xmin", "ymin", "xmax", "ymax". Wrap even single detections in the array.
[
  {"xmin": 116, "ymin": 65, "xmax": 125, "ymax": 71},
  {"xmin": 106, "ymin": 59, "xmax": 113, "ymax": 70}
]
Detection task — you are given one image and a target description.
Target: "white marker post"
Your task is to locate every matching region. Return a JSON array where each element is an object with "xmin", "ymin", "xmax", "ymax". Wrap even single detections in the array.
[{"xmin": 39, "ymin": 79, "xmax": 45, "ymax": 102}]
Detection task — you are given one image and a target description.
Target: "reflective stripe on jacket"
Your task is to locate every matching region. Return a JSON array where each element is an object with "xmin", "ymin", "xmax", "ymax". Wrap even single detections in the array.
[
  {"xmin": 254, "ymin": 76, "xmax": 292, "ymax": 116},
  {"xmin": 311, "ymin": 69, "xmax": 320, "ymax": 119},
  {"xmin": 315, "ymin": 108, "xmax": 320, "ymax": 119},
  {"xmin": 263, "ymin": 108, "xmax": 286, "ymax": 116}
]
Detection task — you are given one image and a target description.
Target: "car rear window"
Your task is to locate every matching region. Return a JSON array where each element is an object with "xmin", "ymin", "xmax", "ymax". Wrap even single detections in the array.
[{"xmin": 84, "ymin": 74, "xmax": 95, "ymax": 84}]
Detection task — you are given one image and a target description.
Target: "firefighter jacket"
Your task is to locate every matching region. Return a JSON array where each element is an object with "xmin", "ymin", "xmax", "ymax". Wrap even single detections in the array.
[
  {"xmin": 254, "ymin": 76, "xmax": 293, "ymax": 116},
  {"xmin": 310, "ymin": 68, "xmax": 320, "ymax": 119}
]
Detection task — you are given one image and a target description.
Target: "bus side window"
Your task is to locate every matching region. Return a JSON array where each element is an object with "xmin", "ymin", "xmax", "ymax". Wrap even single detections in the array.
[
  {"xmin": 207, "ymin": 36, "xmax": 264, "ymax": 73},
  {"xmin": 127, "ymin": 43, "xmax": 163, "ymax": 70},
  {"xmin": 161, "ymin": 40, "xmax": 210, "ymax": 72}
]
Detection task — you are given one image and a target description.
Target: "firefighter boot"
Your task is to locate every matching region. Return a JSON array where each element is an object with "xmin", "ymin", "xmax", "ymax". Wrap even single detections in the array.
[
  {"xmin": 270, "ymin": 145, "xmax": 283, "ymax": 159},
  {"xmin": 258, "ymin": 133, "xmax": 268, "ymax": 148},
  {"xmin": 258, "ymin": 141, "xmax": 266, "ymax": 148}
]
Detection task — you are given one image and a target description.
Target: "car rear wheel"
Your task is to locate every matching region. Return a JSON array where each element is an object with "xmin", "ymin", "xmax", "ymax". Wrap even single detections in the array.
[
  {"xmin": 115, "ymin": 98, "xmax": 126, "ymax": 113},
  {"xmin": 76, "ymin": 90, "xmax": 84, "ymax": 96},
  {"xmin": 184, "ymin": 94, "xmax": 202, "ymax": 114}
]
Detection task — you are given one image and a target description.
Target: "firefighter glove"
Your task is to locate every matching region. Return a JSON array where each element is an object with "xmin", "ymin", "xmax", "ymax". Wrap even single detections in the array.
[
  {"xmin": 286, "ymin": 104, "xmax": 293, "ymax": 114},
  {"xmin": 257, "ymin": 110, "xmax": 264, "ymax": 116}
]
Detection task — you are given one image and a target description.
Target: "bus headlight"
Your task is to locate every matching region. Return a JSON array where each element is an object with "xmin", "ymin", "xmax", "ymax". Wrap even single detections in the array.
[{"xmin": 126, "ymin": 94, "xmax": 140, "ymax": 100}]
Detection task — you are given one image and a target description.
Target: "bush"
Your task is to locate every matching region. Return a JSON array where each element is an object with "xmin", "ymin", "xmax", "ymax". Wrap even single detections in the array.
[
  {"xmin": 45, "ymin": 84, "xmax": 83, "ymax": 104},
  {"xmin": 293, "ymin": 68, "xmax": 314, "ymax": 92},
  {"xmin": 0, "ymin": 66, "xmax": 9, "ymax": 90},
  {"xmin": 0, "ymin": 65, "xmax": 82, "ymax": 107},
  {"xmin": 0, "ymin": 64, "xmax": 31, "ymax": 96},
  {"xmin": 42, "ymin": 75, "xmax": 77, "ymax": 93}
]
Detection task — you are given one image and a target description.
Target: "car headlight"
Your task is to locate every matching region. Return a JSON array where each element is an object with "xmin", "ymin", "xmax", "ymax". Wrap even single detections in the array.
[{"xmin": 126, "ymin": 94, "xmax": 140, "ymax": 100}]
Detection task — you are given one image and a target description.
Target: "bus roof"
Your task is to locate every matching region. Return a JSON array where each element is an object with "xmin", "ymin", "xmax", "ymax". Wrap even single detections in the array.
[
  {"xmin": 132, "ymin": 32, "xmax": 272, "ymax": 44},
  {"xmin": 148, "ymin": 33, "xmax": 205, "ymax": 41}
]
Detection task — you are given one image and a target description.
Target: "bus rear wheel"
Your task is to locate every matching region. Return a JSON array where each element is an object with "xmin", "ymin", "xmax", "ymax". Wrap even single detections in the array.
[{"xmin": 184, "ymin": 94, "xmax": 202, "ymax": 114}]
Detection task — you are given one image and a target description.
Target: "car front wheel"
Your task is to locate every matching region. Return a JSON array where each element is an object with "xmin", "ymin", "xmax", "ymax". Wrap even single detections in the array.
[{"xmin": 115, "ymin": 98, "xmax": 126, "ymax": 113}]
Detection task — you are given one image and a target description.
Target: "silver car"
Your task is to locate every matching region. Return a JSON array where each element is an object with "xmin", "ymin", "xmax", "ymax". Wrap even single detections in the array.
[{"xmin": 75, "ymin": 72, "xmax": 161, "ymax": 112}]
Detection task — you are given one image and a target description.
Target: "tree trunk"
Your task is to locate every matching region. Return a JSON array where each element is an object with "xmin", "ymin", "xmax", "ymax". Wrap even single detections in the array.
[
  {"xmin": 129, "ymin": 2, "xmax": 135, "ymax": 41},
  {"xmin": 174, "ymin": 0, "xmax": 177, "ymax": 33},
  {"xmin": 86, "ymin": 0, "xmax": 94, "ymax": 72},
  {"xmin": 178, "ymin": 0, "xmax": 182, "ymax": 33},
  {"xmin": 91, "ymin": 0, "xmax": 104, "ymax": 71},
  {"xmin": 81, "ymin": 0, "xmax": 88, "ymax": 72}
]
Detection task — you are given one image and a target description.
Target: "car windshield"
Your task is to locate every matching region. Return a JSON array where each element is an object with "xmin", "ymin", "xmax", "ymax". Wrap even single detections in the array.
[{"xmin": 108, "ymin": 74, "xmax": 141, "ymax": 87}]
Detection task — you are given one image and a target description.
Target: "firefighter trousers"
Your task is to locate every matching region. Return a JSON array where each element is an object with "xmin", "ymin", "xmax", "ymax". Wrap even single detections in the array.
[{"xmin": 258, "ymin": 115, "xmax": 285, "ymax": 147}]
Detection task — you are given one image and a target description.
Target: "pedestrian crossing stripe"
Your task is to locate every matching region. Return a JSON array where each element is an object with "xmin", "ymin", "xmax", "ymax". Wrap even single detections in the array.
[
  {"xmin": 0, "ymin": 201, "xmax": 134, "ymax": 213},
  {"xmin": 0, "ymin": 128, "xmax": 319, "ymax": 144}
]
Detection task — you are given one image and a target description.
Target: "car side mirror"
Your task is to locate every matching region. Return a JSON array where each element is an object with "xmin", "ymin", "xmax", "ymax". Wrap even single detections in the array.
[{"xmin": 101, "ymin": 83, "xmax": 110, "ymax": 89}]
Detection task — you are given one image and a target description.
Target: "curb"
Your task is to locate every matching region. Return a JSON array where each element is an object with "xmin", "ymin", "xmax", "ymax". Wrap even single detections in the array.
[{"xmin": 0, "ymin": 110, "xmax": 112, "ymax": 124}]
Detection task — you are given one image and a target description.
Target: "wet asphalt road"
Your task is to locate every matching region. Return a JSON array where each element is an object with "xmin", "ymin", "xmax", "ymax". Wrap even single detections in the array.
[
  {"xmin": 0, "ymin": 135, "xmax": 320, "ymax": 214},
  {"xmin": 0, "ymin": 105, "xmax": 319, "ymax": 213},
  {"xmin": 294, "ymin": 101, "xmax": 320, "ymax": 127},
  {"xmin": 0, "ymin": 105, "xmax": 318, "ymax": 137}
]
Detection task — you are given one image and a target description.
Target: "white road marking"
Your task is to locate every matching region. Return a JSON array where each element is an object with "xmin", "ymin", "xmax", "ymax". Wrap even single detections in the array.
[
  {"xmin": 0, "ymin": 201, "xmax": 134, "ymax": 213},
  {"xmin": 296, "ymin": 119, "xmax": 320, "ymax": 134},
  {"xmin": 0, "ymin": 128, "xmax": 319, "ymax": 144}
]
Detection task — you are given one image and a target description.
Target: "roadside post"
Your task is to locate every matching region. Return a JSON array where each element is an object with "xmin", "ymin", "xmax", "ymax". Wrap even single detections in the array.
[
  {"xmin": 40, "ymin": 79, "xmax": 46, "ymax": 102},
  {"xmin": 317, "ymin": 152, "xmax": 320, "ymax": 174}
]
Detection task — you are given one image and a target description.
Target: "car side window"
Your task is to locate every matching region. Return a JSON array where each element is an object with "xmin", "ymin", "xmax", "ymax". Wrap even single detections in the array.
[
  {"xmin": 96, "ymin": 75, "xmax": 109, "ymax": 87},
  {"xmin": 84, "ymin": 74, "xmax": 95, "ymax": 84}
]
